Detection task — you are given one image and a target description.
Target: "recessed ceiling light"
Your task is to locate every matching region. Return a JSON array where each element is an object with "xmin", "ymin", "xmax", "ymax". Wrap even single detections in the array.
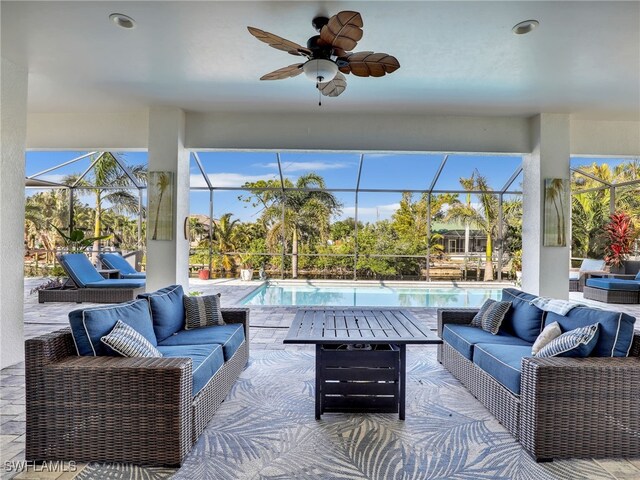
[
  {"xmin": 109, "ymin": 13, "xmax": 136, "ymax": 29},
  {"xmin": 512, "ymin": 19, "xmax": 539, "ymax": 35}
]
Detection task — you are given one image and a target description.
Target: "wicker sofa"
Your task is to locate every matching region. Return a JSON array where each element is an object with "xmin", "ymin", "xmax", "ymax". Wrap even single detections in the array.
[
  {"xmin": 438, "ymin": 288, "xmax": 640, "ymax": 462},
  {"xmin": 26, "ymin": 285, "xmax": 249, "ymax": 467}
]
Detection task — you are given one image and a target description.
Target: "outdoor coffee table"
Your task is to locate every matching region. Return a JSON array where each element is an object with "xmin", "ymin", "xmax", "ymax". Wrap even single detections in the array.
[{"xmin": 284, "ymin": 308, "xmax": 442, "ymax": 420}]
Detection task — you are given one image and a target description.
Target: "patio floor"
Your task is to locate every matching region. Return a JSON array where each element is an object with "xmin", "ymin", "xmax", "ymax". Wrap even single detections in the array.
[{"xmin": 2, "ymin": 279, "xmax": 640, "ymax": 479}]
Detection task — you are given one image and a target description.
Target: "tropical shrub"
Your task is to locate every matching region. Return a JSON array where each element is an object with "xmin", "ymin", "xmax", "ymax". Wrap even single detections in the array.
[{"xmin": 603, "ymin": 211, "xmax": 636, "ymax": 268}]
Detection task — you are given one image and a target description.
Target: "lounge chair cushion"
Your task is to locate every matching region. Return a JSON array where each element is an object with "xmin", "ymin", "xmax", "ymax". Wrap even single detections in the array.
[
  {"xmin": 69, "ymin": 299, "xmax": 158, "ymax": 356},
  {"xmin": 585, "ymin": 278, "xmax": 640, "ymax": 291},
  {"xmin": 99, "ymin": 253, "xmax": 145, "ymax": 277},
  {"xmin": 500, "ymin": 288, "xmax": 545, "ymax": 343},
  {"xmin": 473, "ymin": 343, "xmax": 532, "ymax": 395},
  {"xmin": 84, "ymin": 278, "xmax": 146, "ymax": 289},
  {"xmin": 59, "ymin": 253, "xmax": 105, "ymax": 287},
  {"xmin": 119, "ymin": 272, "xmax": 147, "ymax": 279},
  {"xmin": 157, "ymin": 344, "xmax": 224, "ymax": 396},
  {"xmin": 545, "ymin": 307, "xmax": 636, "ymax": 357},
  {"xmin": 158, "ymin": 324, "xmax": 245, "ymax": 361},
  {"xmin": 138, "ymin": 285, "xmax": 186, "ymax": 342},
  {"xmin": 442, "ymin": 324, "xmax": 531, "ymax": 361}
]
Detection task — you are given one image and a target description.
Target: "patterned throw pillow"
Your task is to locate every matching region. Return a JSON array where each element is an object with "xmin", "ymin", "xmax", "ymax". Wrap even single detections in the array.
[
  {"xmin": 536, "ymin": 323, "xmax": 600, "ymax": 358},
  {"xmin": 531, "ymin": 321, "xmax": 562, "ymax": 355},
  {"xmin": 184, "ymin": 293, "xmax": 225, "ymax": 329},
  {"xmin": 481, "ymin": 301, "xmax": 512, "ymax": 335},
  {"xmin": 100, "ymin": 320, "xmax": 163, "ymax": 357},
  {"xmin": 471, "ymin": 299, "xmax": 496, "ymax": 327}
]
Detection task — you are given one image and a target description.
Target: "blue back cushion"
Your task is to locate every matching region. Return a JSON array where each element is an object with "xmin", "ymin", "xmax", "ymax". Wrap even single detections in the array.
[
  {"xmin": 545, "ymin": 308, "xmax": 636, "ymax": 357},
  {"xmin": 59, "ymin": 253, "xmax": 104, "ymax": 287},
  {"xmin": 636, "ymin": 271, "xmax": 640, "ymax": 281},
  {"xmin": 100, "ymin": 253, "xmax": 136, "ymax": 275},
  {"xmin": 500, "ymin": 288, "xmax": 545, "ymax": 343},
  {"xmin": 69, "ymin": 299, "xmax": 157, "ymax": 356},
  {"xmin": 138, "ymin": 285, "xmax": 186, "ymax": 341}
]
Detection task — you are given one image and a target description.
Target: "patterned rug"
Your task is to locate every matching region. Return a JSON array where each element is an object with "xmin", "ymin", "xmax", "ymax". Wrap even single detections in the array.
[{"xmin": 79, "ymin": 349, "xmax": 617, "ymax": 480}]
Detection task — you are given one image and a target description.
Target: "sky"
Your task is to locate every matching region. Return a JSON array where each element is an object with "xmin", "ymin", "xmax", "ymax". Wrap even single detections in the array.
[{"xmin": 25, "ymin": 150, "xmax": 626, "ymax": 224}]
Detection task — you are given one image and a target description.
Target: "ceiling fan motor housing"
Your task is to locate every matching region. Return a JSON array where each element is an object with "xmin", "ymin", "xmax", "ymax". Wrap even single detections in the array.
[
  {"xmin": 312, "ymin": 16, "xmax": 329, "ymax": 32},
  {"xmin": 306, "ymin": 35, "xmax": 332, "ymax": 59}
]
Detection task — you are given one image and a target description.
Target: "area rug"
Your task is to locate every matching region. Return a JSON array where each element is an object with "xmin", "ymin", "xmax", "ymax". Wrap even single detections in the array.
[{"xmin": 79, "ymin": 349, "xmax": 617, "ymax": 480}]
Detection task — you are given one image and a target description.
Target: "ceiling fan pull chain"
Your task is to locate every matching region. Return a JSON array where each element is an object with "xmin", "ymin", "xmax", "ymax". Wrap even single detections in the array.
[{"xmin": 317, "ymin": 81, "xmax": 322, "ymax": 106}]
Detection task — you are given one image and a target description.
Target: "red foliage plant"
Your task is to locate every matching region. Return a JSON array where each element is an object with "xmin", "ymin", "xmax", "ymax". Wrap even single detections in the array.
[{"xmin": 603, "ymin": 211, "xmax": 636, "ymax": 268}]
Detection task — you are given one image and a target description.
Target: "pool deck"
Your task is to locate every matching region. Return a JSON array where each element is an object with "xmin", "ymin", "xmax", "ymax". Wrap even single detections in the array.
[{"xmin": 2, "ymin": 278, "xmax": 640, "ymax": 478}]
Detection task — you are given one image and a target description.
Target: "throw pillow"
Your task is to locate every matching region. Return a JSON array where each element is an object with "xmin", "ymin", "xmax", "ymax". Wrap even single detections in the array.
[
  {"xmin": 536, "ymin": 323, "xmax": 600, "ymax": 358},
  {"xmin": 184, "ymin": 293, "xmax": 226, "ymax": 329},
  {"xmin": 471, "ymin": 299, "xmax": 496, "ymax": 327},
  {"xmin": 481, "ymin": 301, "xmax": 512, "ymax": 334},
  {"xmin": 100, "ymin": 320, "xmax": 163, "ymax": 358},
  {"xmin": 531, "ymin": 321, "xmax": 562, "ymax": 355}
]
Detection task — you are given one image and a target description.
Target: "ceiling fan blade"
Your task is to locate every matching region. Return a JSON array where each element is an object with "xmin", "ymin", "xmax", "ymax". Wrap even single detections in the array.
[
  {"xmin": 260, "ymin": 63, "xmax": 304, "ymax": 81},
  {"xmin": 247, "ymin": 26, "xmax": 312, "ymax": 57},
  {"xmin": 319, "ymin": 11, "xmax": 364, "ymax": 52},
  {"xmin": 340, "ymin": 52, "xmax": 400, "ymax": 77},
  {"xmin": 318, "ymin": 72, "xmax": 347, "ymax": 97}
]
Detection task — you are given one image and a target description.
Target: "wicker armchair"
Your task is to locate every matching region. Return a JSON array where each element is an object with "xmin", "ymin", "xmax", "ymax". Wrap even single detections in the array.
[
  {"xmin": 26, "ymin": 308, "xmax": 249, "ymax": 467},
  {"xmin": 438, "ymin": 308, "xmax": 640, "ymax": 462}
]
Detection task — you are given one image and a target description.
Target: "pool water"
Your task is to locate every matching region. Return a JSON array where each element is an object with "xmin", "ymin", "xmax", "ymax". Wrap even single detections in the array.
[{"xmin": 241, "ymin": 283, "xmax": 503, "ymax": 308}]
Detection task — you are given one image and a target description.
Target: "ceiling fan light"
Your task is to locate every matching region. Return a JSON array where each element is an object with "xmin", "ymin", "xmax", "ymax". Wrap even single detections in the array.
[{"xmin": 303, "ymin": 59, "xmax": 338, "ymax": 83}]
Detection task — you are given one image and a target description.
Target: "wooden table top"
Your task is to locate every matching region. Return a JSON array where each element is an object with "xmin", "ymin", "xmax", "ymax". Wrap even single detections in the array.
[{"xmin": 284, "ymin": 308, "xmax": 442, "ymax": 345}]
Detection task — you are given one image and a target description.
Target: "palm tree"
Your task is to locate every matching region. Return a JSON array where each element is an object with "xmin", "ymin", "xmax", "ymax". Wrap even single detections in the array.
[
  {"xmin": 445, "ymin": 170, "xmax": 499, "ymax": 281},
  {"xmin": 213, "ymin": 213, "xmax": 241, "ymax": 271},
  {"xmin": 459, "ymin": 175, "xmax": 475, "ymax": 260},
  {"xmin": 64, "ymin": 153, "xmax": 145, "ymax": 261},
  {"xmin": 545, "ymin": 178, "xmax": 567, "ymax": 246},
  {"xmin": 260, "ymin": 173, "xmax": 341, "ymax": 278},
  {"xmin": 151, "ymin": 171, "xmax": 170, "ymax": 241}
]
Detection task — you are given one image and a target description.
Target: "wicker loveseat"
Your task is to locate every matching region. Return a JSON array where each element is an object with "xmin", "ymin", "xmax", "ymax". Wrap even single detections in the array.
[
  {"xmin": 438, "ymin": 288, "xmax": 640, "ymax": 462},
  {"xmin": 26, "ymin": 285, "xmax": 249, "ymax": 467}
]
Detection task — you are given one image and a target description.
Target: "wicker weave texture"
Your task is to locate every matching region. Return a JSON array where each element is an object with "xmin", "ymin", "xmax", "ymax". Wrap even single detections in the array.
[
  {"xmin": 26, "ymin": 308, "xmax": 250, "ymax": 466},
  {"xmin": 520, "ymin": 354, "xmax": 640, "ymax": 459},
  {"xmin": 583, "ymin": 286, "xmax": 639, "ymax": 304},
  {"xmin": 442, "ymin": 342, "xmax": 520, "ymax": 438},
  {"xmin": 193, "ymin": 340, "xmax": 248, "ymax": 439},
  {"xmin": 38, "ymin": 287, "xmax": 145, "ymax": 304},
  {"xmin": 26, "ymin": 330, "xmax": 192, "ymax": 466}
]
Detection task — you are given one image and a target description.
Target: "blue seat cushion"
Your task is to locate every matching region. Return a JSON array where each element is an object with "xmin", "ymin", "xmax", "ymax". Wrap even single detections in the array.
[
  {"xmin": 473, "ymin": 343, "xmax": 532, "ymax": 395},
  {"xmin": 119, "ymin": 272, "xmax": 147, "ymax": 280},
  {"xmin": 99, "ymin": 253, "xmax": 142, "ymax": 276},
  {"xmin": 158, "ymin": 324, "xmax": 245, "ymax": 361},
  {"xmin": 500, "ymin": 288, "xmax": 545, "ymax": 343},
  {"xmin": 59, "ymin": 253, "xmax": 104, "ymax": 287},
  {"xmin": 157, "ymin": 344, "xmax": 224, "ymax": 396},
  {"xmin": 138, "ymin": 285, "xmax": 186, "ymax": 342},
  {"xmin": 69, "ymin": 299, "xmax": 157, "ymax": 356},
  {"xmin": 84, "ymin": 278, "xmax": 146, "ymax": 288},
  {"xmin": 442, "ymin": 324, "xmax": 531, "ymax": 361},
  {"xmin": 545, "ymin": 308, "xmax": 636, "ymax": 357},
  {"xmin": 585, "ymin": 278, "xmax": 640, "ymax": 291}
]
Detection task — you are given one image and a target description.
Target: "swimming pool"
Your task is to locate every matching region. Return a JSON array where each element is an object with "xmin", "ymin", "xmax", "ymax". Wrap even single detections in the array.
[{"xmin": 241, "ymin": 283, "xmax": 503, "ymax": 308}]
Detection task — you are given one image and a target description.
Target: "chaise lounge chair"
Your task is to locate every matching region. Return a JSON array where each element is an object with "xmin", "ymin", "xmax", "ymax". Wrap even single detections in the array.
[
  {"xmin": 40, "ymin": 253, "xmax": 146, "ymax": 304},
  {"xmin": 99, "ymin": 252, "xmax": 146, "ymax": 279},
  {"xmin": 584, "ymin": 270, "xmax": 640, "ymax": 304},
  {"xmin": 569, "ymin": 258, "xmax": 607, "ymax": 292}
]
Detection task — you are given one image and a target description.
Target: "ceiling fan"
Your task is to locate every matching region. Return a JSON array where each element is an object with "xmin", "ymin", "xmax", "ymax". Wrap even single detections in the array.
[{"xmin": 248, "ymin": 11, "xmax": 400, "ymax": 102}]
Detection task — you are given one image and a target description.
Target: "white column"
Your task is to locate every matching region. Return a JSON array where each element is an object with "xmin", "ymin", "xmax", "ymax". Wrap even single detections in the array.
[
  {"xmin": 0, "ymin": 58, "xmax": 28, "ymax": 368},
  {"xmin": 146, "ymin": 107, "xmax": 190, "ymax": 292},
  {"xmin": 522, "ymin": 114, "xmax": 571, "ymax": 298}
]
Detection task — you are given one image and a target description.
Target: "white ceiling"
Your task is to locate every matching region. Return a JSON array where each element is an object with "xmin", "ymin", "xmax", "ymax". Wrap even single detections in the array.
[{"xmin": 2, "ymin": 1, "xmax": 639, "ymax": 119}]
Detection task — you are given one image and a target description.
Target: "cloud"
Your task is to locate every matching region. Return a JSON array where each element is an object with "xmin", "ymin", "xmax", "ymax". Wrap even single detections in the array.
[
  {"xmin": 190, "ymin": 173, "xmax": 279, "ymax": 188},
  {"xmin": 258, "ymin": 161, "xmax": 350, "ymax": 172}
]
